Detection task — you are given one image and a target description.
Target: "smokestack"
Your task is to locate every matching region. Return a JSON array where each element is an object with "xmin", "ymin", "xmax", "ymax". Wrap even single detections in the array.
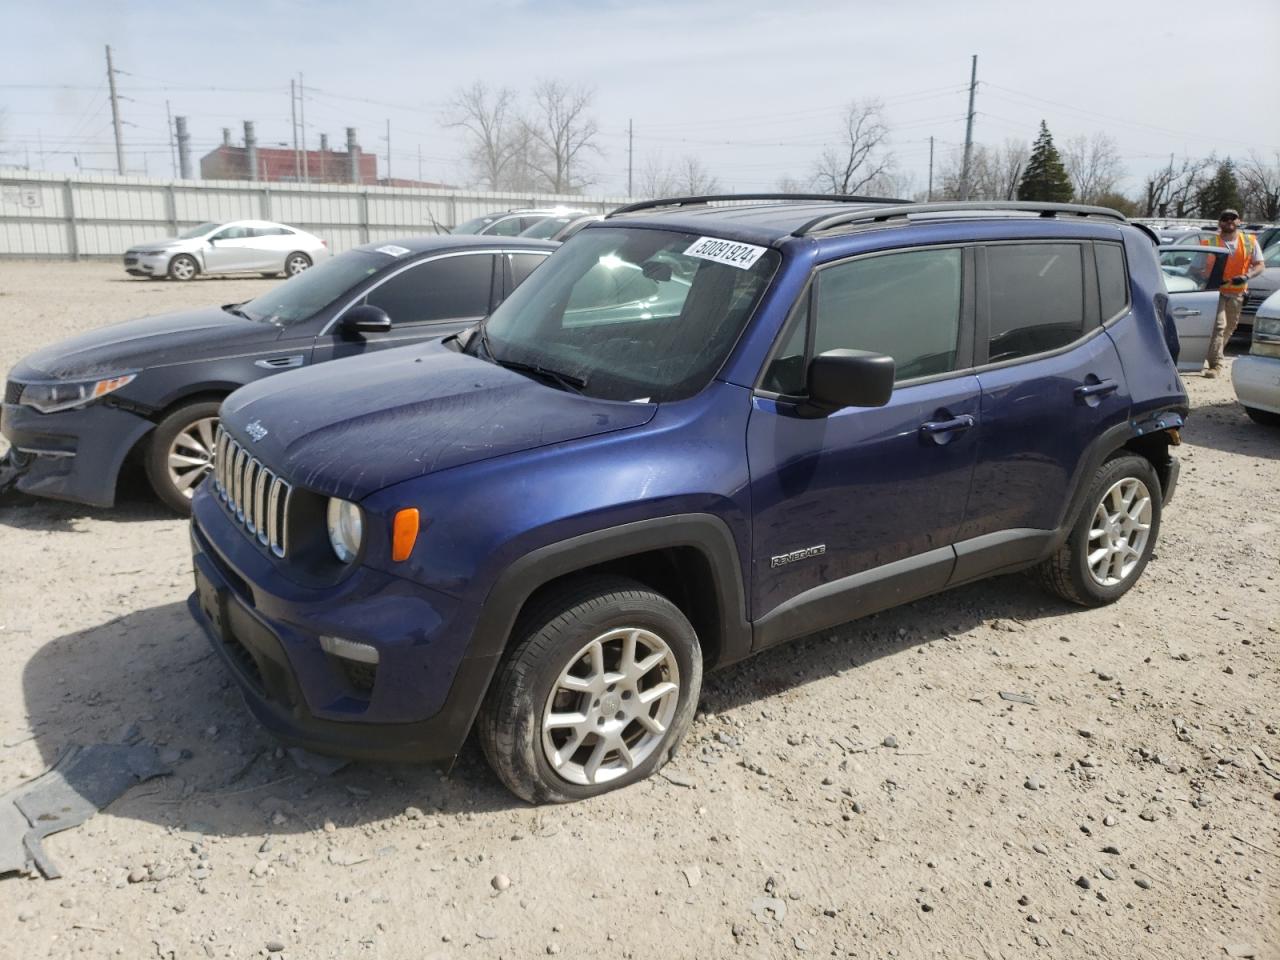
[
  {"xmin": 176, "ymin": 117, "xmax": 192, "ymax": 179},
  {"xmin": 319, "ymin": 133, "xmax": 329, "ymax": 151},
  {"xmin": 222, "ymin": 127, "xmax": 231, "ymax": 147},
  {"xmin": 346, "ymin": 127, "xmax": 360, "ymax": 184},
  {"xmin": 244, "ymin": 121, "xmax": 258, "ymax": 181}
]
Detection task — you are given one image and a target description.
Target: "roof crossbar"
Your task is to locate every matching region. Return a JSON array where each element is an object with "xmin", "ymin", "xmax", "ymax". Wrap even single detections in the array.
[
  {"xmin": 792, "ymin": 200, "xmax": 1127, "ymax": 237},
  {"xmin": 607, "ymin": 193, "xmax": 908, "ymax": 218}
]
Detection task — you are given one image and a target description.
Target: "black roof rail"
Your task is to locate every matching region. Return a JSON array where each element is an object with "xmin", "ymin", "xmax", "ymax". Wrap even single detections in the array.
[
  {"xmin": 792, "ymin": 200, "xmax": 1127, "ymax": 237},
  {"xmin": 607, "ymin": 193, "xmax": 908, "ymax": 218}
]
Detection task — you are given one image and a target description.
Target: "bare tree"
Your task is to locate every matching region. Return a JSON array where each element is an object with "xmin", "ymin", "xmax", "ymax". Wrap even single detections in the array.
[
  {"xmin": 1240, "ymin": 152, "xmax": 1280, "ymax": 221},
  {"xmin": 1142, "ymin": 155, "xmax": 1213, "ymax": 217},
  {"xmin": 443, "ymin": 82, "xmax": 525, "ymax": 191},
  {"xmin": 931, "ymin": 140, "xmax": 1026, "ymax": 201},
  {"xmin": 1063, "ymin": 133, "xmax": 1124, "ymax": 205},
  {"xmin": 523, "ymin": 79, "xmax": 600, "ymax": 194},
  {"xmin": 810, "ymin": 99, "xmax": 892, "ymax": 195},
  {"xmin": 640, "ymin": 154, "xmax": 721, "ymax": 197}
]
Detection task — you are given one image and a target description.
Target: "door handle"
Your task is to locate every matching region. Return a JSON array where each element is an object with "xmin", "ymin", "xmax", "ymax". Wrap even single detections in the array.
[
  {"xmin": 1074, "ymin": 379, "xmax": 1119, "ymax": 404},
  {"xmin": 1171, "ymin": 307, "xmax": 1201, "ymax": 317},
  {"xmin": 254, "ymin": 354, "xmax": 305, "ymax": 370},
  {"xmin": 920, "ymin": 414, "xmax": 975, "ymax": 437}
]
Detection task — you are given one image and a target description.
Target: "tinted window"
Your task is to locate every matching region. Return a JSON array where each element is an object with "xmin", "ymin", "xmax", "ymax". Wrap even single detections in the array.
[
  {"xmin": 365, "ymin": 254, "xmax": 494, "ymax": 324},
  {"xmin": 1095, "ymin": 242, "xmax": 1129, "ymax": 320},
  {"xmin": 510, "ymin": 253, "xmax": 548, "ymax": 289},
  {"xmin": 813, "ymin": 247, "xmax": 963, "ymax": 382},
  {"xmin": 985, "ymin": 244, "xmax": 1084, "ymax": 363},
  {"xmin": 1158, "ymin": 248, "xmax": 1220, "ymax": 293},
  {"xmin": 485, "ymin": 217, "xmax": 525, "ymax": 237},
  {"xmin": 241, "ymin": 250, "xmax": 387, "ymax": 326}
]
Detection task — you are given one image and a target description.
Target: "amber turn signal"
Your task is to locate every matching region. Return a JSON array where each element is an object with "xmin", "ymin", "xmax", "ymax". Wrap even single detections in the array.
[{"xmin": 391, "ymin": 508, "xmax": 420, "ymax": 562}]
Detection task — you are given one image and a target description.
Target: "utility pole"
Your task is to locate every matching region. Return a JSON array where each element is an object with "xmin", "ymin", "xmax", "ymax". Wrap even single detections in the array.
[
  {"xmin": 166, "ymin": 100, "xmax": 177, "ymax": 177},
  {"xmin": 291, "ymin": 78, "xmax": 300, "ymax": 181},
  {"xmin": 299, "ymin": 74, "xmax": 309, "ymax": 182},
  {"xmin": 417, "ymin": 144, "xmax": 423, "ymax": 183},
  {"xmin": 105, "ymin": 44, "xmax": 125, "ymax": 175},
  {"xmin": 959, "ymin": 54, "xmax": 978, "ymax": 201},
  {"xmin": 927, "ymin": 136, "xmax": 935, "ymax": 201},
  {"xmin": 627, "ymin": 119, "xmax": 634, "ymax": 197},
  {"xmin": 385, "ymin": 118, "xmax": 391, "ymax": 182}
]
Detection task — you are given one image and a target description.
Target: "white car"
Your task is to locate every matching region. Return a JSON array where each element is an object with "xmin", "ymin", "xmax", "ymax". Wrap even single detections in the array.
[
  {"xmin": 1232, "ymin": 290, "xmax": 1280, "ymax": 426},
  {"xmin": 123, "ymin": 220, "xmax": 329, "ymax": 281},
  {"xmin": 1158, "ymin": 244, "xmax": 1225, "ymax": 373}
]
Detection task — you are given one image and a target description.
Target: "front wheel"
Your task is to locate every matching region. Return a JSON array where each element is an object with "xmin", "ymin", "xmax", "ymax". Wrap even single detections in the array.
[
  {"xmin": 167, "ymin": 254, "xmax": 199, "ymax": 281},
  {"xmin": 479, "ymin": 576, "xmax": 702, "ymax": 803},
  {"xmin": 144, "ymin": 401, "xmax": 222, "ymax": 514},
  {"xmin": 1034, "ymin": 454, "xmax": 1162, "ymax": 607},
  {"xmin": 284, "ymin": 252, "xmax": 312, "ymax": 276}
]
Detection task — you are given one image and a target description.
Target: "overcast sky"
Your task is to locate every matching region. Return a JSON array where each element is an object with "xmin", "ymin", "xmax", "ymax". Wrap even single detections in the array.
[{"xmin": 3, "ymin": 0, "xmax": 1278, "ymax": 198}]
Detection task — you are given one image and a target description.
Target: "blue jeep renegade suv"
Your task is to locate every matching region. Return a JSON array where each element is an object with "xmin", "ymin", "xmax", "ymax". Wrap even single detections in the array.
[{"xmin": 187, "ymin": 196, "xmax": 1188, "ymax": 802}]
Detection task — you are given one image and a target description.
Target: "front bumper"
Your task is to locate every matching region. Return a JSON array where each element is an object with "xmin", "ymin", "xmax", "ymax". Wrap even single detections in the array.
[
  {"xmin": 1232, "ymin": 354, "xmax": 1280, "ymax": 415},
  {"xmin": 0, "ymin": 400, "xmax": 154, "ymax": 506},
  {"xmin": 123, "ymin": 252, "xmax": 172, "ymax": 277},
  {"xmin": 187, "ymin": 487, "xmax": 496, "ymax": 763}
]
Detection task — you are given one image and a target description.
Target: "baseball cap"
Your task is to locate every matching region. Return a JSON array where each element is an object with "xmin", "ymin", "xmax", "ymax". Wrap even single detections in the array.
[{"xmin": 1218, "ymin": 209, "xmax": 1240, "ymax": 221}]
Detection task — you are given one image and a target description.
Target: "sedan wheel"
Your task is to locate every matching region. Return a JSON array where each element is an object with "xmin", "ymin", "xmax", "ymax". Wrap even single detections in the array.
[
  {"xmin": 167, "ymin": 416, "xmax": 219, "ymax": 500},
  {"xmin": 144, "ymin": 401, "xmax": 224, "ymax": 514},
  {"xmin": 168, "ymin": 254, "xmax": 198, "ymax": 281},
  {"xmin": 285, "ymin": 252, "xmax": 312, "ymax": 276}
]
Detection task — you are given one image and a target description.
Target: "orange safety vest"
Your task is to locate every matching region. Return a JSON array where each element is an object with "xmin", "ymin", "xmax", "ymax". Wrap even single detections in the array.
[{"xmin": 1201, "ymin": 231, "xmax": 1258, "ymax": 295}]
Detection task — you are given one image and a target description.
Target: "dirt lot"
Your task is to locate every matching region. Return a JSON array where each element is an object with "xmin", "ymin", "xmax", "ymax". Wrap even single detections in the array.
[{"xmin": 1, "ymin": 261, "xmax": 1277, "ymax": 960}]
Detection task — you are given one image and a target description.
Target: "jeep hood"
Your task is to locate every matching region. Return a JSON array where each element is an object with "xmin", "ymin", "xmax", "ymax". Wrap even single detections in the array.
[
  {"xmin": 219, "ymin": 340, "xmax": 657, "ymax": 500},
  {"xmin": 13, "ymin": 306, "xmax": 278, "ymax": 381}
]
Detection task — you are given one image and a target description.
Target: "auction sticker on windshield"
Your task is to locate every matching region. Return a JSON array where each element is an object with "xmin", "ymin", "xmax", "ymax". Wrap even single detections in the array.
[{"xmin": 684, "ymin": 236, "xmax": 767, "ymax": 270}]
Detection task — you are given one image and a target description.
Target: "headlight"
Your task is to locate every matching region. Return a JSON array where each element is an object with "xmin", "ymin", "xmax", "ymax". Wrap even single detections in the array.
[
  {"xmin": 1254, "ymin": 314, "xmax": 1280, "ymax": 341},
  {"xmin": 18, "ymin": 373, "xmax": 137, "ymax": 414},
  {"xmin": 326, "ymin": 497, "xmax": 364, "ymax": 563}
]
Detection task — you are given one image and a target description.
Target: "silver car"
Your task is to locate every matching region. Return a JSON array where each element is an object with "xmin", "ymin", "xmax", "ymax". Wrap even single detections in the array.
[
  {"xmin": 1232, "ymin": 290, "xmax": 1280, "ymax": 426},
  {"xmin": 452, "ymin": 207, "xmax": 590, "ymax": 237},
  {"xmin": 123, "ymin": 220, "xmax": 329, "ymax": 281}
]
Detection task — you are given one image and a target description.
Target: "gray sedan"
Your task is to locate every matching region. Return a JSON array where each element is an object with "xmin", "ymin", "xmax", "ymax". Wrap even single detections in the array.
[{"xmin": 123, "ymin": 219, "xmax": 329, "ymax": 281}]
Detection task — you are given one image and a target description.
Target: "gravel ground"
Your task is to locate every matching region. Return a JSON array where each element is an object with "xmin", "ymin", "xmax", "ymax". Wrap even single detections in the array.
[{"xmin": 1, "ymin": 261, "xmax": 1278, "ymax": 960}]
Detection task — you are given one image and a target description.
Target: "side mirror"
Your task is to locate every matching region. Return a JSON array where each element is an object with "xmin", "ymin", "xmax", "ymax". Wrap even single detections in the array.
[
  {"xmin": 341, "ymin": 304, "xmax": 392, "ymax": 336},
  {"xmin": 800, "ymin": 349, "xmax": 895, "ymax": 417}
]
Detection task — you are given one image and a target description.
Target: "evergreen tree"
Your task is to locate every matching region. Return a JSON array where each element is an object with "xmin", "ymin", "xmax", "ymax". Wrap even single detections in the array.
[
  {"xmin": 1016, "ymin": 121, "xmax": 1073, "ymax": 203},
  {"xmin": 1196, "ymin": 159, "xmax": 1243, "ymax": 219}
]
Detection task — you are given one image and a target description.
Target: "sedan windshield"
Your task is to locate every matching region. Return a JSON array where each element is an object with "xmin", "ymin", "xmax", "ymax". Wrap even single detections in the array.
[
  {"xmin": 239, "ymin": 250, "xmax": 387, "ymax": 325},
  {"xmin": 479, "ymin": 227, "xmax": 779, "ymax": 402},
  {"xmin": 520, "ymin": 216, "xmax": 573, "ymax": 239},
  {"xmin": 453, "ymin": 215, "xmax": 501, "ymax": 235},
  {"xmin": 178, "ymin": 222, "xmax": 220, "ymax": 239}
]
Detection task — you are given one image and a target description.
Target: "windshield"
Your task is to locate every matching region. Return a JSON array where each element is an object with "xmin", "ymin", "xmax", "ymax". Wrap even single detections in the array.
[
  {"xmin": 520, "ymin": 216, "xmax": 573, "ymax": 239},
  {"xmin": 239, "ymin": 250, "xmax": 388, "ymax": 325},
  {"xmin": 1265, "ymin": 243, "xmax": 1280, "ymax": 268},
  {"xmin": 178, "ymin": 221, "xmax": 220, "ymax": 239},
  {"xmin": 479, "ymin": 227, "xmax": 779, "ymax": 402},
  {"xmin": 453, "ymin": 214, "xmax": 503, "ymax": 235}
]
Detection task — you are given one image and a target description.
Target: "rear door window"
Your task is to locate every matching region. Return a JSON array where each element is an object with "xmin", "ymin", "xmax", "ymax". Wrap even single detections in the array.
[{"xmin": 983, "ymin": 243, "xmax": 1085, "ymax": 363}]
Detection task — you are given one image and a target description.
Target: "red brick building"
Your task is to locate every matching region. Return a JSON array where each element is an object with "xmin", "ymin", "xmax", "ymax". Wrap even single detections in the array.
[{"xmin": 200, "ymin": 144, "xmax": 379, "ymax": 184}]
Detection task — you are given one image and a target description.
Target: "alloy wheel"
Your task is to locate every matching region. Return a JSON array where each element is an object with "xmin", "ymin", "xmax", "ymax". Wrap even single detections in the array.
[
  {"xmin": 286, "ymin": 254, "xmax": 311, "ymax": 276},
  {"xmin": 540, "ymin": 627, "xmax": 681, "ymax": 786},
  {"xmin": 1086, "ymin": 477, "xmax": 1153, "ymax": 586},
  {"xmin": 167, "ymin": 416, "xmax": 219, "ymax": 499},
  {"xmin": 170, "ymin": 256, "xmax": 196, "ymax": 280}
]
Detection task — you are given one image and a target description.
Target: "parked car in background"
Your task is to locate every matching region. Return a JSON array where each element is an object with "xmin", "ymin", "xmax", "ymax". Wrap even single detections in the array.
[
  {"xmin": 1172, "ymin": 225, "xmax": 1279, "ymax": 250},
  {"xmin": 189, "ymin": 197, "xmax": 1187, "ymax": 802},
  {"xmin": 2, "ymin": 236, "xmax": 556, "ymax": 512},
  {"xmin": 452, "ymin": 207, "xmax": 590, "ymax": 237},
  {"xmin": 1165, "ymin": 233, "xmax": 1279, "ymax": 339},
  {"xmin": 1158, "ymin": 244, "xmax": 1228, "ymax": 372},
  {"xmin": 124, "ymin": 220, "xmax": 329, "ymax": 281},
  {"xmin": 519, "ymin": 213, "xmax": 604, "ymax": 242},
  {"xmin": 1232, "ymin": 289, "xmax": 1280, "ymax": 426}
]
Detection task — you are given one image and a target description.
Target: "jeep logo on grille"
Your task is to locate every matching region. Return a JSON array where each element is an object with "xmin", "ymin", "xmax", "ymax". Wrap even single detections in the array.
[{"xmin": 245, "ymin": 420, "xmax": 269, "ymax": 442}]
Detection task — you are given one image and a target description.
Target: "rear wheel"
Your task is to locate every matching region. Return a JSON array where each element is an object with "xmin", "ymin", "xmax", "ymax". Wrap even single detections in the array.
[
  {"xmin": 479, "ymin": 576, "xmax": 702, "ymax": 803},
  {"xmin": 1244, "ymin": 406, "xmax": 1280, "ymax": 427},
  {"xmin": 284, "ymin": 252, "xmax": 312, "ymax": 276},
  {"xmin": 145, "ymin": 401, "xmax": 222, "ymax": 514},
  {"xmin": 167, "ymin": 254, "xmax": 198, "ymax": 281},
  {"xmin": 1034, "ymin": 454, "xmax": 1161, "ymax": 607}
]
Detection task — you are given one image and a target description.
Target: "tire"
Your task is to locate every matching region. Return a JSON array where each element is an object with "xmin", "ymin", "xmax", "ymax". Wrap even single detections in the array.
[
  {"xmin": 284, "ymin": 252, "xmax": 312, "ymax": 276},
  {"xmin": 144, "ymin": 401, "xmax": 222, "ymax": 514},
  {"xmin": 1244, "ymin": 406, "xmax": 1280, "ymax": 427},
  {"xmin": 479, "ymin": 576, "xmax": 702, "ymax": 804},
  {"xmin": 1034, "ymin": 454, "xmax": 1162, "ymax": 607},
  {"xmin": 167, "ymin": 254, "xmax": 199, "ymax": 281}
]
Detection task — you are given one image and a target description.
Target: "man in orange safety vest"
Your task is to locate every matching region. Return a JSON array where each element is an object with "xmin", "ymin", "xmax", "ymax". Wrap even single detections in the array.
[{"xmin": 1200, "ymin": 209, "xmax": 1265, "ymax": 377}]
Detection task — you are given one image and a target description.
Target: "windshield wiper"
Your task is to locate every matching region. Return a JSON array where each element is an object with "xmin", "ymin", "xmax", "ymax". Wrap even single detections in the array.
[
  {"xmin": 495, "ymin": 357, "xmax": 587, "ymax": 393},
  {"xmin": 221, "ymin": 303, "xmax": 257, "ymax": 321}
]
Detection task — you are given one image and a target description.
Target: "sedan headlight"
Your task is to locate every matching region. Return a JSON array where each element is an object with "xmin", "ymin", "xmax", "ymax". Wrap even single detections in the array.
[
  {"xmin": 18, "ymin": 373, "xmax": 136, "ymax": 414},
  {"xmin": 326, "ymin": 497, "xmax": 364, "ymax": 563},
  {"xmin": 1254, "ymin": 314, "xmax": 1280, "ymax": 342}
]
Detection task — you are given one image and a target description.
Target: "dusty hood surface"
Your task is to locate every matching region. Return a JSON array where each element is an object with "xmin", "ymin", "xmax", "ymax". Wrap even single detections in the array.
[
  {"xmin": 219, "ymin": 340, "xmax": 657, "ymax": 500},
  {"xmin": 12, "ymin": 306, "xmax": 279, "ymax": 381}
]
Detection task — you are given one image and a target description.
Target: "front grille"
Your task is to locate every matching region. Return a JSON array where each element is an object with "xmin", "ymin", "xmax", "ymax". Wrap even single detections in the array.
[
  {"xmin": 1243, "ymin": 293, "xmax": 1266, "ymax": 316},
  {"xmin": 4, "ymin": 380, "xmax": 23, "ymax": 405},
  {"xmin": 212, "ymin": 425, "xmax": 291, "ymax": 557},
  {"xmin": 124, "ymin": 256, "xmax": 138, "ymax": 266}
]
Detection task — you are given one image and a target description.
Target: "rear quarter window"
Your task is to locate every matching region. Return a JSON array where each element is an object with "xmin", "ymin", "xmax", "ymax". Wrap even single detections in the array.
[{"xmin": 1095, "ymin": 242, "xmax": 1129, "ymax": 320}]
